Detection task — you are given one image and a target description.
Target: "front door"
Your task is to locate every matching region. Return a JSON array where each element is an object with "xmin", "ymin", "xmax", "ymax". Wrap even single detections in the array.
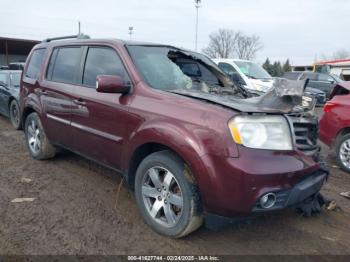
[{"xmin": 70, "ymin": 46, "xmax": 132, "ymax": 170}]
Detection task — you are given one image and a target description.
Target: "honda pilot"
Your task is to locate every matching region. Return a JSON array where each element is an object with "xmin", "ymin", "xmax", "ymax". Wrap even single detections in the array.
[{"xmin": 20, "ymin": 35, "xmax": 328, "ymax": 238}]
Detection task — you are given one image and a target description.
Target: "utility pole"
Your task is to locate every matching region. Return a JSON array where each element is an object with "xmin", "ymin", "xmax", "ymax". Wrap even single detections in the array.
[
  {"xmin": 78, "ymin": 21, "xmax": 81, "ymax": 35},
  {"xmin": 128, "ymin": 26, "xmax": 134, "ymax": 40},
  {"xmin": 194, "ymin": 0, "xmax": 201, "ymax": 51}
]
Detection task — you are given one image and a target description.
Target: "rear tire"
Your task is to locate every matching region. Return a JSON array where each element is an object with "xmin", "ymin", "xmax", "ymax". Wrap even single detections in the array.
[
  {"xmin": 9, "ymin": 100, "xmax": 21, "ymax": 130},
  {"xmin": 134, "ymin": 150, "xmax": 203, "ymax": 238},
  {"xmin": 24, "ymin": 112, "xmax": 56, "ymax": 160},
  {"xmin": 335, "ymin": 133, "xmax": 350, "ymax": 174}
]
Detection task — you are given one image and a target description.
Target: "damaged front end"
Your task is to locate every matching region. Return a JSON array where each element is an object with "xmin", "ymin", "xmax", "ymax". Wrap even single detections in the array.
[{"xmin": 127, "ymin": 45, "xmax": 329, "ymax": 219}]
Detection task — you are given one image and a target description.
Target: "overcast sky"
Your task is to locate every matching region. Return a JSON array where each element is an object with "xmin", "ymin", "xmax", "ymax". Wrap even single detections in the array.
[{"xmin": 1, "ymin": 0, "xmax": 349, "ymax": 64}]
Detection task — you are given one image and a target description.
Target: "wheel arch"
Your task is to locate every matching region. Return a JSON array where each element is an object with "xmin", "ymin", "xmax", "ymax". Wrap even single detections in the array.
[{"xmin": 125, "ymin": 142, "xmax": 199, "ymax": 191}]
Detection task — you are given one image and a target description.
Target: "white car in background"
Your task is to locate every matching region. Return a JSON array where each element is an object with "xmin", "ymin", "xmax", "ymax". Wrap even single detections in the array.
[{"xmin": 213, "ymin": 58, "xmax": 274, "ymax": 93}]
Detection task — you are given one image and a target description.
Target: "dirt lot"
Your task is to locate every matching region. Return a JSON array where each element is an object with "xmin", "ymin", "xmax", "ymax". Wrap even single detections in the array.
[{"xmin": 1, "ymin": 110, "xmax": 350, "ymax": 255}]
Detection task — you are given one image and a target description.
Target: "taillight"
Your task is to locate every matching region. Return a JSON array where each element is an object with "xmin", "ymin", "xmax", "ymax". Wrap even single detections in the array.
[{"xmin": 324, "ymin": 102, "xmax": 337, "ymax": 113}]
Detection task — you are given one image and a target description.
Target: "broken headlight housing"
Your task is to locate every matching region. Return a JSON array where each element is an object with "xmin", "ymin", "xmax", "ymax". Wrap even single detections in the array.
[{"xmin": 228, "ymin": 115, "xmax": 293, "ymax": 150}]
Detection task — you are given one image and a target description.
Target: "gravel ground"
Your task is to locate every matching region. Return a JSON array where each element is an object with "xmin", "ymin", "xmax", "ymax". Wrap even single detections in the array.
[{"xmin": 0, "ymin": 109, "xmax": 350, "ymax": 255}]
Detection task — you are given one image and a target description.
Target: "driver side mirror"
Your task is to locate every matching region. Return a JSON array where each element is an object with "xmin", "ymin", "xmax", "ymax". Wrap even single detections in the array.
[{"xmin": 96, "ymin": 75, "xmax": 130, "ymax": 94}]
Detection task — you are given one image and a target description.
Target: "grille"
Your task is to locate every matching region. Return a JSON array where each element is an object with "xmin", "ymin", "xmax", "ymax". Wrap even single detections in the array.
[{"xmin": 287, "ymin": 114, "xmax": 320, "ymax": 156}]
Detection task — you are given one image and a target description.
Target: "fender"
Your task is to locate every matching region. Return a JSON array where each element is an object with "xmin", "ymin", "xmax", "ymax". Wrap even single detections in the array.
[
  {"xmin": 21, "ymin": 91, "xmax": 43, "ymax": 126},
  {"xmin": 123, "ymin": 119, "xmax": 207, "ymax": 169}
]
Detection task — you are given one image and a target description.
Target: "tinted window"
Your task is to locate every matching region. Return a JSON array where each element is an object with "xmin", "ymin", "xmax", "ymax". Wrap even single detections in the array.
[
  {"xmin": 177, "ymin": 62, "xmax": 202, "ymax": 77},
  {"xmin": 83, "ymin": 47, "xmax": 130, "ymax": 87},
  {"xmin": 26, "ymin": 49, "xmax": 46, "ymax": 79},
  {"xmin": 218, "ymin": 62, "xmax": 238, "ymax": 75},
  {"xmin": 283, "ymin": 72, "xmax": 301, "ymax": 80},
  {"xmin": 51, "ymin": 47, "xmax": 81, "ymax": 84},
  {"xmin": 300, "ymin": 73, "xmax": 317, "ymax": 81}
]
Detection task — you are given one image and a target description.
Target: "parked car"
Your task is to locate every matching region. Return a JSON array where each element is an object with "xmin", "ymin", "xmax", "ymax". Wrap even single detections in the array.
[
  {"xmin": 320, "ymin": 82, "xmax": 350, "ymax": 173},
  {"xmin": 283, "ymin": 71, "xmax": 343, "ymax": 98},
  {"xmin": 214, "ymin": 59, "xmax": 274, "ymax": 93},
  {"xmin": 303, "ymin": 86, "xmax": 327, "ymax": 105},
  {"xmin": 0, "ymin": 70, "xmax": 22, "ymax": 129},
  {"xmin": 20, "ymin": 36, "xmax": 328, "ymax": 238}
]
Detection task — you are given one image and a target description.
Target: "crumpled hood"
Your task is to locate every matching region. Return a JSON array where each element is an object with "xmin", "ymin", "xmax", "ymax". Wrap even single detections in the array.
[{"xmin": 171, "ymin": 78, "xmax": 310, "ymax": 114}]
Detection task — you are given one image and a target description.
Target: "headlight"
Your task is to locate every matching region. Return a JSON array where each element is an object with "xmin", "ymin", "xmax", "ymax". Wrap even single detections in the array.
[{"xmin": 228, "ymin": 115, "xmax": 293, "ymax": 150}]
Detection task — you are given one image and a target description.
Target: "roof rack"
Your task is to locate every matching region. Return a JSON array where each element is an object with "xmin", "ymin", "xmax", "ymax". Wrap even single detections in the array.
[{"xmin": 42, "ymin": 34, "xmax": 90, "ymax": 43}]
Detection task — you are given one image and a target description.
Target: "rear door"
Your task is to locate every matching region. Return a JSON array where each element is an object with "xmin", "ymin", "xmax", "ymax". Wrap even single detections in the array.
[
  {"xmin": 69, "ymin": 45, "xmax": 132, "ymax": 169},
  {"xmin": 40, "ymin": 46, "xmax": 83, "ymax": 146}
]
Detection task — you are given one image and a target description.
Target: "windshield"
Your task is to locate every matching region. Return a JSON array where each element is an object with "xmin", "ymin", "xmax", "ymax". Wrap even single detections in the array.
[
  {"xmin": 11, "ymin": 73, "xmax": 21, "ymax": 87},
  {"xmin": 234, "ymin": 61, "xmax": 272, "ymax": 80}
]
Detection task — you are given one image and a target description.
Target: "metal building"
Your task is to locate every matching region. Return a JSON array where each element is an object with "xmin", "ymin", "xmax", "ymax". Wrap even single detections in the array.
[{"xmin": 0, "ymin": 37, "xmax": 39, "ymax": 66}]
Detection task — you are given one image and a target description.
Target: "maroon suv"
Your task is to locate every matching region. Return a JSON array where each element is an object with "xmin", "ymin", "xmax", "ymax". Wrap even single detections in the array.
[{"xmin": 20, "ymin": 35, "xmax": 328, "ymax": 238}]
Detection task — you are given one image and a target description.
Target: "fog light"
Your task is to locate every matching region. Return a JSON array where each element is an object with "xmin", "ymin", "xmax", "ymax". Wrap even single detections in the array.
[{"xmin": 260, "ymin": 193, "xmax": 276, "ymax": 209}]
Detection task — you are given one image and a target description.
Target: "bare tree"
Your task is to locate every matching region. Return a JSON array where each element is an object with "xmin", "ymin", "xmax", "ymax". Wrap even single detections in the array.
[
  {"xmin": 320, "ymin": 49, "xmax": 350, "ymax": 61},
  {"xmin": 202, "ymin": 29, "xmax": 241, "ymax": 58},
  {"xmin": 332, "ymin": 49, "xmax": 350, "ymax": 60},
  {"xmin": 236, "ymin": 34, "xmax": 263, "ymax": 60},
  {"xmin": 202, "ymin": 28, "xmax": 263, "ymax": 60}
]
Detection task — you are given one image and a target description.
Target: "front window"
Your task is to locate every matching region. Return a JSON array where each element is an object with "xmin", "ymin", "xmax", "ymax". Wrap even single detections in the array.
[
  {"xmin": 127, "ymin": 46, "xmax": 225, "ymax": 92},
  {"xmin": 234, "ymin": 61, "xmax": 271, "ymax": 80}
]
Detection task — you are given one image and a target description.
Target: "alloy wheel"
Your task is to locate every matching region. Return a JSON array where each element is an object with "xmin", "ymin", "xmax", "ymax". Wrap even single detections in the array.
[
  {"xmin": 339, "ymin": 139, "xmax": 350, "ymax": 169},
  {"xmin": 141, "ymin": 166, "xmax": 184, "ymax": 227},
  {"xmin": 27, "ymin": 120, "xmax": 41, "ymax": 154}
]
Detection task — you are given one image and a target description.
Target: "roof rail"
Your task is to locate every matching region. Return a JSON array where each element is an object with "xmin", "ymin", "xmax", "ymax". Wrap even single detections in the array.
[{"xmin": 42, "ymin": 34, "xmax": 90, "ymax": 43}]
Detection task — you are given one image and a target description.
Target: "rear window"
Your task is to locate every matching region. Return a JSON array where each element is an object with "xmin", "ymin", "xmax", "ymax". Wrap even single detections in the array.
[
  {"xmin": 25, "ymin": 49, "xmax": 46, "ymax": 79},
  {"xmin": 48, "ymin": 47, "xmax": 81, "ymax": 84}
]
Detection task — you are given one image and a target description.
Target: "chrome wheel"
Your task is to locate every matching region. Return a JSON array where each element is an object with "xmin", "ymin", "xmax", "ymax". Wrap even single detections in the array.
[
  {"xmin": 27, "ymin": 120, "xmax": 41, "ymax": 154},
  {"xmin": 142, "ymin": 167, "xmax": 184, "ymax": 227},
  {"xmin": 340, "ymin": 139, "xmax": 350, "ymax": 169}
]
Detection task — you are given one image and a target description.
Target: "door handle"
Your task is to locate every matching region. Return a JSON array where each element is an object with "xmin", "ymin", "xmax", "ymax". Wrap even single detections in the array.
[{"xmin": 73, "ymin": 98, "xmax": 86, "ymax": 106}]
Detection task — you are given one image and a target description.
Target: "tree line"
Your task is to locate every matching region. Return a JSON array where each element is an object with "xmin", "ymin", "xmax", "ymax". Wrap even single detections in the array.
[{"xmin": 262, "ymin": 58, "xmax": 292, "ymax": 77}]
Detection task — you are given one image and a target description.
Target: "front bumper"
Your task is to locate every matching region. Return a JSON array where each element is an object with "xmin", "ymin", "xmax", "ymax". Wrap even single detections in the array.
[
  {"xmin": 204, "ymin": 170, "xmax": 328, "ymax": 230},
  {"xmin": 197, "ymin": 146, "xmax": 327, "ymax": 217},
  {"xmin": 251, "ymin": 170, "xmax": 328, "ymax": 212}
]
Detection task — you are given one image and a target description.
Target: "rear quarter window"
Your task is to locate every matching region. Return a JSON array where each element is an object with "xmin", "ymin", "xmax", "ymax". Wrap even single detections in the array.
[{"xmin": 25, "ymin": 48, "xmax": 46, "ymax": 79}]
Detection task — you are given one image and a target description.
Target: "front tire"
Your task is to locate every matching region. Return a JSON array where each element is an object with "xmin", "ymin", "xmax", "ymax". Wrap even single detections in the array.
[
  {"xmin": 9, "ymin": 100, "xmax": 21, "ymax": 130},
  {"xmin": 134, "ymin": 150, "xmax": 203, "ymax": 238},
  {"xmin": 24, "ymin": 112, "xmax": 56, "ymax": 160},
  {"xmin": 335, "ymin": 133, "xmax": 350, "ymax": 174}
]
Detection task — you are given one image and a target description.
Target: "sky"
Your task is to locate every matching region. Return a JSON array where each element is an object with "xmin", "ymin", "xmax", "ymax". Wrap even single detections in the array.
[{"xmin": 1, "ymin": 0, "xmax": 349, "ymax": 65}]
